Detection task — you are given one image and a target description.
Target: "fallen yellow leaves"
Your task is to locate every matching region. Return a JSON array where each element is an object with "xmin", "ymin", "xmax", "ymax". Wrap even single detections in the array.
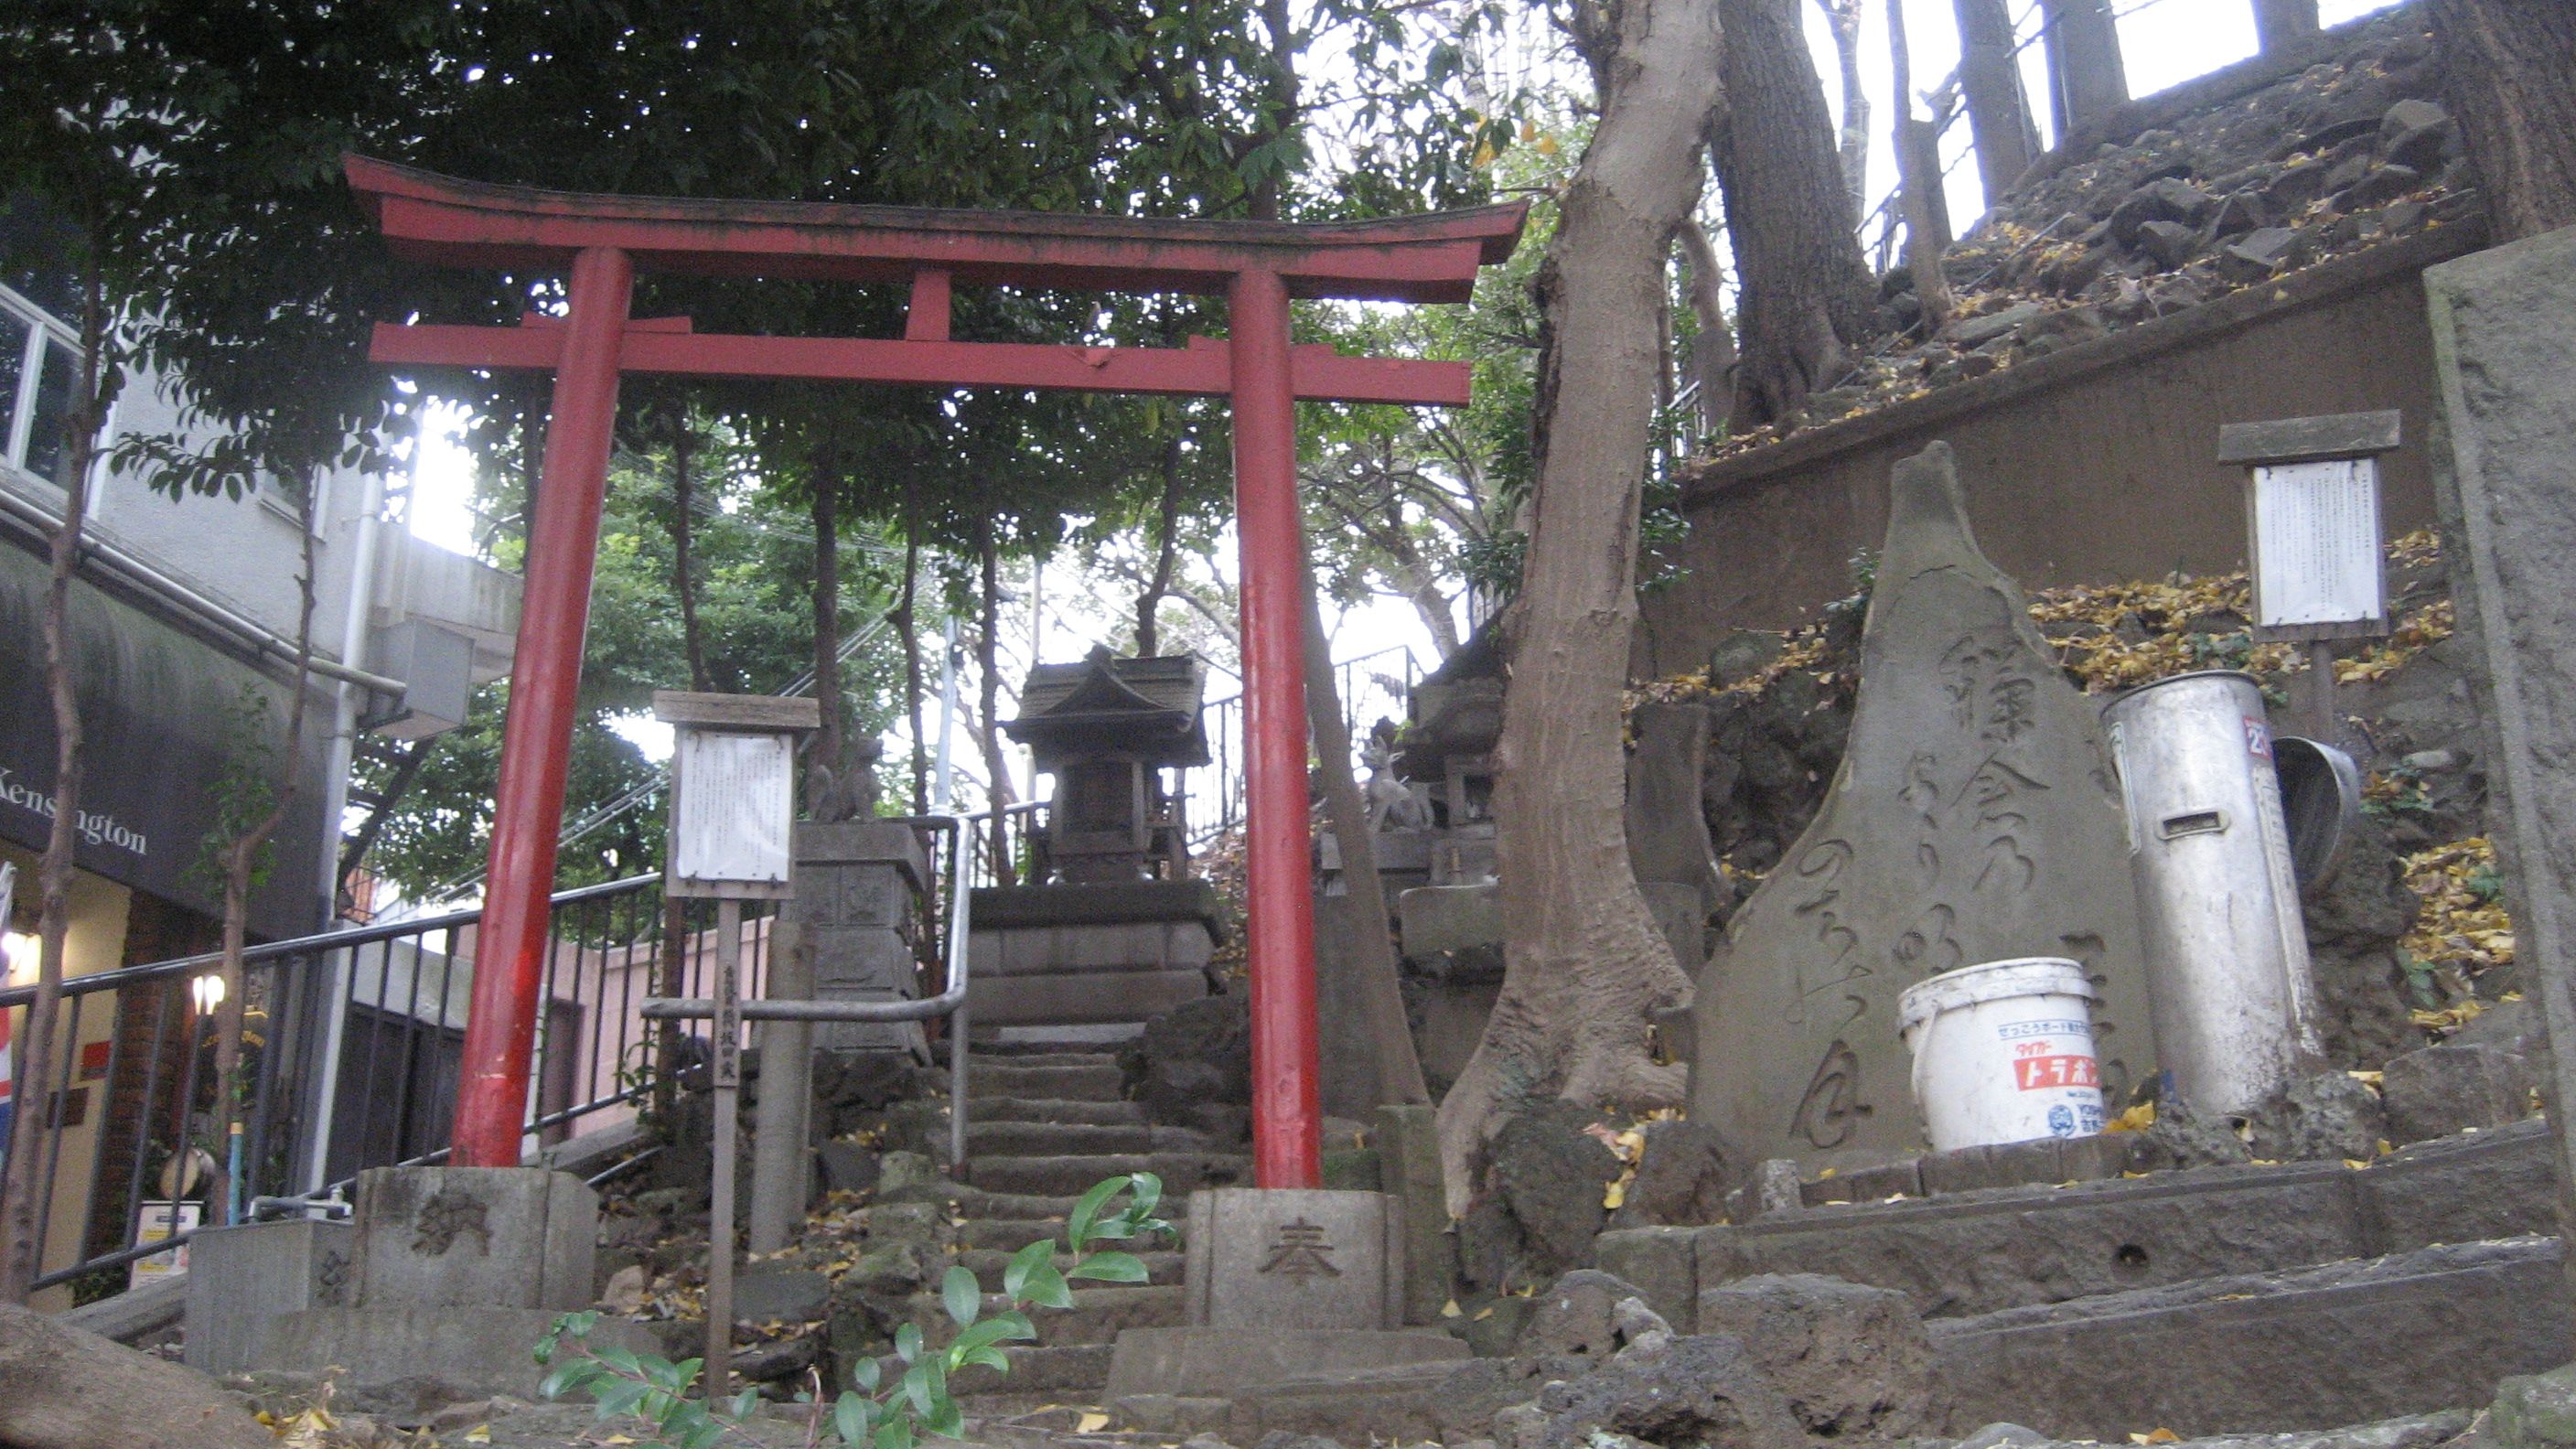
[
  {"xmin": 2026, "ymin": 571, "xmax": 2299, "ymax": 692},
  {"xmin": 2337, "ymin": 598, "xmax": 2454, "ymax": 683},
  {"xmin": 2400, "ymin": 838, "xmax": 2517, "ymax": 1019}
]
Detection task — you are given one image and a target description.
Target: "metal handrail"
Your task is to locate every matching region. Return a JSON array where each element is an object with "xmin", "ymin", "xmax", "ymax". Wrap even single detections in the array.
[{"xmin": 0, "ymin": 873, "xmax": 659, "ymax": 1008}]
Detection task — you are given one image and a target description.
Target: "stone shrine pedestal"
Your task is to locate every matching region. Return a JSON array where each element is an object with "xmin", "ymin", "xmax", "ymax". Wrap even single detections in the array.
[
  {"xmin": 966, "ymin": 880, "xmax": 1221, "ymax": 1032},
  {"xmin": 212, "ymin": 1166, "xmax": 659, "ymax": 1398},
  {"xmin": 1105, "ymin": 1186, "xmax": 1464, "ymax": 1410}
]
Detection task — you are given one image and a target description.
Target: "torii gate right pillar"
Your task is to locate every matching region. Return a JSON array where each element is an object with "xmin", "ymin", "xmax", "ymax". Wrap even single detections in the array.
[{"xmin": 1228, "ymin": 267, "xmax": 1321, "ymax": 1189}]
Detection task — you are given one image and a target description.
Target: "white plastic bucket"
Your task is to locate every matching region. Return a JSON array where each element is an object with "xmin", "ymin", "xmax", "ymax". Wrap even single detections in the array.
[{"xmin": 1897, "ymin": 957, "xmax": 2108, "ymax": 1152}]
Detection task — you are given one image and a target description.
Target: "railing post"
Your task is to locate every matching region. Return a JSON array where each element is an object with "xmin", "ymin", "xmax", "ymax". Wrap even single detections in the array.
[{"xmin": 451, "ymin": 246, "xmax": 633, "ymax": 1167}]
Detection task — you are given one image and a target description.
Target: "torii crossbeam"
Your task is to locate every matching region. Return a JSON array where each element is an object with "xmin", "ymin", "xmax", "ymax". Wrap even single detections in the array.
[{"xmin": 348, "ymin": 156, "xmax": 1525, "ymax": 1187}]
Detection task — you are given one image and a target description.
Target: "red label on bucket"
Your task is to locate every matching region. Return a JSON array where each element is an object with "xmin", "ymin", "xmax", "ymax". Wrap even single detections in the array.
[{"xmin": 2013, "ymin": 1055, "xmax": 2101, "ymax": 1090}]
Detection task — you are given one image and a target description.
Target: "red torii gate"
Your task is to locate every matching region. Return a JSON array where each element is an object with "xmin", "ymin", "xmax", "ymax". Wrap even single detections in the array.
[{"xmin": 346, "ymin": 156, "xmax": 1525, "ymax": 1188}]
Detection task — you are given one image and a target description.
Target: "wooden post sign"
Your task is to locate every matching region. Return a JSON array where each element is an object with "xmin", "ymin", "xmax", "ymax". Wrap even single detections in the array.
[
  {"xmin": 2217, "ymin": 410, "xmax": 2403, "ymax": 740},
  {"xmin": 648, "ymin": 689, "xmax": 818, "ymax": 1400},
  {"xmin": 653, "ymin": 691, "xmax": 821, "ymax": 900}
]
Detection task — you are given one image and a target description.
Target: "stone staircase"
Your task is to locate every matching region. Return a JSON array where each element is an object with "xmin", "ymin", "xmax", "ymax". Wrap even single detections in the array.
[
  {"xmin": 1597, "ymin": 1119, "xmax": 2566, "ymax": 1441},
  {"xmin": 934, "ymin": 1036, "xmax": 1250, "ymax": 1413}
]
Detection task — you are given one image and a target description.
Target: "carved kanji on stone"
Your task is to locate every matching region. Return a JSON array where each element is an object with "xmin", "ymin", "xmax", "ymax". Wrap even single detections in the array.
[
  {"xmin": 1257, "ymin": 1218, "xmax": 1343, "ymax": 1283},
  {"xmin": 1693, "ymin": 442, "xmax": 2157, "ymax": 1165},
  {"xmin": 412, "ymin": 1189, "xmax": 493, "ymax": 1257}
]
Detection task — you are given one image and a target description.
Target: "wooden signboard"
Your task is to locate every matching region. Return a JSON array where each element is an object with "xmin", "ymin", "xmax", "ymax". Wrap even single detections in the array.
[{"xmin": 654, "ymin": 691, "xmax": 819, "ymax": 900}]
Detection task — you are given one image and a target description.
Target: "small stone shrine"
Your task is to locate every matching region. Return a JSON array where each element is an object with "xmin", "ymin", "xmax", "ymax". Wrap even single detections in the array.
[
  {"xmin": 1693, "ymin": 442, "xmax": 2157, "ymax": 1166},
  {"xmin": 968, "ymin": 649, "xmax": 1224, "ymax": 1034},
  {"xmin": 1011, "ymin": 646, "xmax": 1206, "ymax": 884}
]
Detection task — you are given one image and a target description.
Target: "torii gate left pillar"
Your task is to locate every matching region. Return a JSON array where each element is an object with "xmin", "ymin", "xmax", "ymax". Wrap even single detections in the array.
[{"xmin": 346, "ymin": 156, "xmax": 1524, "ymax": 1188}]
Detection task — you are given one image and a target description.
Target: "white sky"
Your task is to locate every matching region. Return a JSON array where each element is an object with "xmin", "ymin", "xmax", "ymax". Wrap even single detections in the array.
[{"xmin": 398, "ymin": 0, "xmax": 2405, "ymax": 787}]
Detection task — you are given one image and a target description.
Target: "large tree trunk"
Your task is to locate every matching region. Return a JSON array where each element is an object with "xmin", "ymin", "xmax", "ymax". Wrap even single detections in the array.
[
  {"xmin": 0, "ymin": 1301, "xmax": 274, "ymax": 1449},
  {"xmin": 1890, "ymin": 0, "xmax": 1958, "ymax": 328},
  {"xmin": 976, "ymin": 523, "xmax": 1016, "ymax": 885},
  {"xmin": 810, "ymin": 454, "xmax": 844, "ymax": 767},
  {"xmin": 2430, "ymin": 0, "xmax": 2576, "ymax": 243},
  {"xmin": 1434, "ymin": 0, "xmax": 1720, "ymax": 1211},
  {"xmin": 1714, "ymin": 0, "xmax": 1878, "ymax": 430},
  {"xmin": 1815, "ymin": 0, "xmax": 1871, "ymax": 222},
  {"xmin": 1, "ymin": 259, "xmax": 110, "ymax": 1303},
  {"xmin": 2038, "ymin": 0, "xmax": 2127, "ymax": 139},
  {"xmin": 2251, "ymin": 0, "xmax": 2319, "ymax": 54},
  {"xmin": 898, "ymin": 478, "xmax": 928, "ymax": 817},
  {"xmin": 1302, "ymin": 540, "xmax": 1430, "ymax": 1110},
  {"xmin": 1677, "ymin": 219, "xmax": 1738, "ymax": 437},
  {"xmin": 1954, "ymin": 0, "xmax": 2041, "ymax": 202},
  {"xmin": 671, "ymin": 420, "xmax": 711, "ymax": 692},
  {"xmin": 1135, "ymin": 435, "xmax": 1186, "ymax": 654}
]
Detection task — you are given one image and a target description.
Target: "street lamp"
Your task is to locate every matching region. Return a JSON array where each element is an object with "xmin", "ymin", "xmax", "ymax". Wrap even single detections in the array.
[{"xmin": 190, "ymin": 973, "xmax": 226, "ymax": 1014}]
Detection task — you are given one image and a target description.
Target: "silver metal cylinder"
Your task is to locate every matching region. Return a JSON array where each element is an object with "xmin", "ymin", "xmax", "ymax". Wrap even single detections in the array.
[{"xmin": 2103, "ymin": 671, "xmax": 2324, "ymax": 1115}]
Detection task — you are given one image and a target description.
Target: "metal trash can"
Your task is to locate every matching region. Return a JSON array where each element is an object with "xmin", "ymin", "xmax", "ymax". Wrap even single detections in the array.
[{"xmin": 2102, "ymin": 671, "xmax": 2324, "ymax": 1116}]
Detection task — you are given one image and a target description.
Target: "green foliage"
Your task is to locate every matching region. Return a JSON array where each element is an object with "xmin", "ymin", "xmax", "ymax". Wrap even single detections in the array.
[{"xmin": 537, "ymin": 1174, "xmax": 1170, "ymax": 1448}]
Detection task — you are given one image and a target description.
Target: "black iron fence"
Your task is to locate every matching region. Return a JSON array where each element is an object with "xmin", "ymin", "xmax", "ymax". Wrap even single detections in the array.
[{"xmin": 0, "ymin": 876, "xmax": 778, "ymax": 1300}]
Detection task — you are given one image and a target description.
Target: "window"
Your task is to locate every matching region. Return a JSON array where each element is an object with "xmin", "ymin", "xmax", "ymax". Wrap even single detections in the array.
[{"xmin": 0, "ymin": 286, "xmax": 81, "ymax": 486}]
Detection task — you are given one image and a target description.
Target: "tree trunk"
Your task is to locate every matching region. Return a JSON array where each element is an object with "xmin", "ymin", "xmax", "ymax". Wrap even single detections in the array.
[
  {"xmin": 1677, "ymin": 219, "xmax": 1738, "ymax": 437},
  {"xmin": 1816, "ymin": 0, "xmax": 1872, "ymax": 223},
  {"xmin": 898, "ymin": 478, "xmax": 928, "ymax": 817},
  {"xmin": 2038, "ymin": 0, "xmax": 2127, "ymax": 138},
  {"xmin": 976, "ymin": 523, "xmax": 1016, "ymax": 885},
  {"xmin": 2251, "ymin": 0, "xmax": 2319, "ymax": 53},
  {"xmin": 1248, "ymin": 0, "xmax": 1299, "ymax": 222},
  {"xmin": 810, "ymin": 454, "xmax": 844, "ymax": 768},
  {"xmin": 1891, "ymin": 0, "xmax": 1958, "ymax": 328},
  {"xmin": 1301, "ymin": 537, "xmax": 1430, "ymax": 1110},
  {"xmin": 671, "ymin": 420, "xmax": 711, "ymax": 692},
  {"xmin": 1954, "ymin": 0, "xmax": 2041, "ymax": 201},
  {"xmin": 2429, "ymin": 0, "xmax": 2576, "ymax": 243},
  {"xmin": 0, "ymin": 1300, "xmax": 276, "ymax": 1449},
  {"xmin": 1434, "ymin": 0, "xmax": 1718, "ymax": 1211},
  {"xmin": 206, "ymin": 482, "xmax": 319, "ymax": 1229},
  {"xmin": 1135, "ymin": 435, "xmax": 1186, "ymax": 655},
  {"xmin": 1, "ymin": 257, "xmax": 111, "ymax": 1304},
  {"xmin": 1714, "ymin": 0, "xmax": 1879, "ymax": 430}
]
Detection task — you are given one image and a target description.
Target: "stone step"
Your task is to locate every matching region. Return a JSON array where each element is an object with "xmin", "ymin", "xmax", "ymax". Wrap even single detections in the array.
[
  {"xmin": 1932, "ymin": 1236, "xmax": 2562, "ymax": 1440},
  {"xmin": 953, "ymin": 1033, "xmax": 1132, "ymax": 1058},
  {"xmin": 953, "ymin": 1390, "xmax": 1097, "ymax": 1417},
  {"xmin": 967, "ymin": 1121, "xmax": 1214, "ymax": 1157},
  {"xmin": 955, "ymin": 1216, "xmax": 1188, "ymax": 1253},
  {"xmin": 918, "ymin": 1284, "xmax": 1187, "ymax": 1347},
  {"xmin": 956, "ymin": 1050, "xmax": 1125, "ymax": 1072},
  {"xmin": 958, "ymin": 1248, "xmax": 1186, "ymax": 1290},
  {"xmin": 973, "ymin": 1062, "xmax": 1127, "ymax": 1102},
  {"xmin": 963, "ymin": 1186, "xmax": 1091, "ymax": 1217},
  {"xmin": 967, "ymin": 1152, "xmax": 1249, "ymax": 1198},
  {"xmin": 969, "ymin": 1096, "xmax": 1149, "ymax": 1127},
  {"xmin": 950, "ymin": 1343, "xmax": 1117, "ymax": 1396},
  {"xmin": 1597, "ymin": 1119, "xmax": 2556, "ymax": 1329},
  {"xmin": 956, "ymin": 1187, "xmax": 1193, "ymax": 1224}
]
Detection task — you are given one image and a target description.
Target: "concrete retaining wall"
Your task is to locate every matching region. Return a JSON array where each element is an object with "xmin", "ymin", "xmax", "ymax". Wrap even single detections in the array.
[{"xmin": 1634, "ymin": 224, "xmax": 2487, "ymax": 679}]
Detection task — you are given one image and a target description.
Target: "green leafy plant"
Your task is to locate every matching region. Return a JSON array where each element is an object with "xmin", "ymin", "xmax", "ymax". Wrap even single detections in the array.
[{"xmin": 535, "ymin": 1172, "xmax": 1170, "ymax": 1448}]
